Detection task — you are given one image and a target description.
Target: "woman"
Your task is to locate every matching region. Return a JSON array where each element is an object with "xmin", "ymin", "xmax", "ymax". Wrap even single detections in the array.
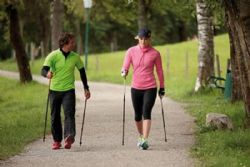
[{"xmin": 121, "ymin": 28, "xmax": 165, "ymax": 150}]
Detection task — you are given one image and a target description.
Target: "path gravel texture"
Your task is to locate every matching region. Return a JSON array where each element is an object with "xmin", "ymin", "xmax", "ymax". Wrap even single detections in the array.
[{"xmin": 0, "ymin": 70, "xmax": 196, "ymax": 167}]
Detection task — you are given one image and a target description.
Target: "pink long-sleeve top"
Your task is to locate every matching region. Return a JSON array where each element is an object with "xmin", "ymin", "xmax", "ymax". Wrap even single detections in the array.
[{"xmin": 122, "ymin": 45, "xmax": 165, "ymax": 90}]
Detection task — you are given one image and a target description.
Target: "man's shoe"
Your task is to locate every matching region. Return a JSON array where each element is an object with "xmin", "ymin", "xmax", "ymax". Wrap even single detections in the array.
[
  {"xmin": 64, "ymin": 136, "xmax": 75, "ymax": 149},
  {"xmin": 52, "ymin": 142, "xmax": 61, "ymax": 150}
]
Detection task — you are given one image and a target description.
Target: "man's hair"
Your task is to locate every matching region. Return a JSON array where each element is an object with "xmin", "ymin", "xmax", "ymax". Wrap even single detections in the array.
[{"xmin": 58, "ymin": 32, "xmax": 75, "ymax": 48}]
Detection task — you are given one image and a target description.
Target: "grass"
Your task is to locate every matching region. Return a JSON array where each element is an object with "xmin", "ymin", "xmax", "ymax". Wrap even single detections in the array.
[
  {"xmin": 0, "ymin": 77, "xmax": 49, "ymax": 160},
  {"xmin": 195, "ymin": 129, "xmax": 250, "ymax": 167},
  {"xmin": 187, "ymin": 89, "xmax": 250, "ymax": 166},
  {"xmin": 1, "ymin": 34, "xmax": 250, "ymax": 166}
]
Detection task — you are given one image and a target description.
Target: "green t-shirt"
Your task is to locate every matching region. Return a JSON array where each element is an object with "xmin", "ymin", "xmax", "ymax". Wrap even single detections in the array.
[{"xmin": 43, "ymin": 49, "xmax": 84, "ymax": 91}]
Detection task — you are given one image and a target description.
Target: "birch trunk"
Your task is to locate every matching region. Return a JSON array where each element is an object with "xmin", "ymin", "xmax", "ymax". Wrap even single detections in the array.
[{"xmin": 194, "ymin": 0, "xmax": 215, "ymax": 92}]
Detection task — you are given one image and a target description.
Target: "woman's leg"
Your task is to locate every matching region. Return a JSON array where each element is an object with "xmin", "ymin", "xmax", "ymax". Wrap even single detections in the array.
[
  {"xmin": 131, "ymin": 88, "xmax": 143, "ymax": 135},
  {"xmin": 142, "ymin": 88, "xmax": 157, "ymax": 139},
  {"xmin": 135, "ymin": 121, "xmax": 143, "ymax": 135},
  {"xmin": 143, "ymin": 120, "xmax": 151, "ymax": 139}
]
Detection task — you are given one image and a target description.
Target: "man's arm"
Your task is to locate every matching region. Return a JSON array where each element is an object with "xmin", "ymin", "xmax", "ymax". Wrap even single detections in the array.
[
  {"xmin": 79, "ymin": 67, "xmax": 89, "ymax": 90},
  {"xmin": 41, "ymin": 66, "xmax": 50, "ymax": 77}
]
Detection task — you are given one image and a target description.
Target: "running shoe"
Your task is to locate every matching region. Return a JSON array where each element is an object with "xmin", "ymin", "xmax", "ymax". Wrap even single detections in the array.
[
  {"xmin": 137, "ymin": 135, "xmax": 143, "ymax": 147},
  {"xmin": 52, "ymin": 142, "xmax": 61, "ymax": 150},
  {"xmin": 140, "ymin": 138, "xmax": 149, "ymax": 150},
  {"xmin": 64, "ymin": 136, "xmax": 75, "ymax": 149}
]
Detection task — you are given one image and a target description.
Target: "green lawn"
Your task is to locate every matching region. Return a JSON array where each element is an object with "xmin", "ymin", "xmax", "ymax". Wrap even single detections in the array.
[
  {"xmin": 0, "ymin": 77, "xmax": 49, "ymax": 160},
  {"xmin": 1, "ymin": 34, "xmax": 250, "ymax": 166}
]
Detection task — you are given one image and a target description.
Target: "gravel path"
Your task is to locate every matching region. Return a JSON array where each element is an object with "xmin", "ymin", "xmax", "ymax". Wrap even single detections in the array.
[{"xmin": 0, "ymin": 70, "xmax": 196, "ymax": 167}]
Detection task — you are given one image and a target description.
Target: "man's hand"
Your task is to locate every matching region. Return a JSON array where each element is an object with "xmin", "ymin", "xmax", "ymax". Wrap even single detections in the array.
[
  {"xmin": 84, "ymin": 89, "xmax": 91, "ymax": 99},
  {"xmin": 47, "ymin": 71, "xmax": 53, "ymax": 79},
  {"xmin": 158, "ymin": 88, "xmax": 165, "ymax": 98}
]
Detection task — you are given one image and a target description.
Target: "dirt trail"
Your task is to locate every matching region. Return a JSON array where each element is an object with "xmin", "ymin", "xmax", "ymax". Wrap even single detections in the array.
[{"xmin": 0, "ymin": 70, "xmax": 195, "ymax": 167}]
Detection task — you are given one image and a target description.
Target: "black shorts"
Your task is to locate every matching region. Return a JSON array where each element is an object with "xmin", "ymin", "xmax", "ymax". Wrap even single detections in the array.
[{"xmin": 131, "ymin": 88, "xmax": 157, "ymax": 121}]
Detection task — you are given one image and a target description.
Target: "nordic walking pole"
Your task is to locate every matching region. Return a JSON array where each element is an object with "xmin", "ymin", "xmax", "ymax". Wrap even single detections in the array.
[
  {"xmin": 43, "ymin": 79, "xmax": 51, "ymax": 142},
  {"xmin": 80, "ymin": 98, "xmax": 87, "ymax": 146},
  {"xmin": 122, "ymin": 78, "xmax": 126, "ymax": 145},
  {"xmin": 160, "ymin": 97, "xmax": 167, "ymax": 142}
]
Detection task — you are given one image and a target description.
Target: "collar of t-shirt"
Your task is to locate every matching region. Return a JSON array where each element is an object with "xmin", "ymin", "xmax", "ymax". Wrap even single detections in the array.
[
  {"xmin": 138, "ymin": 45, "xmax": 151, "ymax": 53},
  {"xmin": 60, "ymin": 48, "xmax": 70, "ymax": 58}
]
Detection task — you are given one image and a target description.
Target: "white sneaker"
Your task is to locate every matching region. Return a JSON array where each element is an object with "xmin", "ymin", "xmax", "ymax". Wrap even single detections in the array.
[
  {"xmin": 140, "ymin": 138, "xmax": 149, "ymax": 150},
  {"xmin": 137, "ymin": 135, "xmax": 143, "ymax": 147}
]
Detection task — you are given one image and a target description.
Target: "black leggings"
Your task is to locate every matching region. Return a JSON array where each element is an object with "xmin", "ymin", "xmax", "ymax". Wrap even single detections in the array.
[{"xmin": 131, "ymin": 88, "xmax": 157, "ymax": 121}]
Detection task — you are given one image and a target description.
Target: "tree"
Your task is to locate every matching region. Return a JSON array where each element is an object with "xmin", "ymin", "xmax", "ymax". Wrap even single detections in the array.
[
  {"xmin": 138, "ymin": 0, "xmax": 147, "ymax": 29},
  {"xmin": 224, "ymin": 0, "xmax": 250, "ymax": 125},
  {"xmin": 21, "ymin": 0, "xmax": 51, "ymax": 57},
  {"xmin": 227, "ymin": 24, "xmax": 242, "ymax": 102},
  {"xmin": 51, "ymin": 0, "xmax": 63, "ymax": 50},
  {"xmin": 0, "ymin": 9, "xmax": 11, "ymax": 60},
  {"xmin": 86, "ymin": 0, "xmax": 137, "ymax": 52},
  {"xmin": 6, "ymin": 4, "xmax": 32, "ymax": 83},
  {"xmin": 0, "ymin": 0, "xmax": 205, "ymax": 55},
  {"xmin": 194, "ymin": 0, "xmax": 215, "ymax": 92},
  {"xmin": 64, "ymin": 0, "xmax": 84, "ymax": 54}
]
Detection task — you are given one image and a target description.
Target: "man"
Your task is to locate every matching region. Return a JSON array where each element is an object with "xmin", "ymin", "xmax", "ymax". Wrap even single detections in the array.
[
  {"xmin": 41, "ymin": 32, "xmax": 91, "ymax": 150},
  {"xmin": 121, "ymin": 28, "xmax": 165, "ymax": 150}
]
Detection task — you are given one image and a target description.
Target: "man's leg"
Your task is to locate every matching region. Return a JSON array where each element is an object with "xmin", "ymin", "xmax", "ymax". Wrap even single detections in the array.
[
  {"xmin": 50, "ymin": 91, "xmax": 63, "ymax": 149},
  {"xmin": 62, "ymin": 89, "xmax": 76, "ymax": 149}
]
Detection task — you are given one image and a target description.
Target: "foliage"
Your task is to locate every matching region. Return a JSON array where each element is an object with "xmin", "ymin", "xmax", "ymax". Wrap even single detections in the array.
[
  {"xmin": 205, "ymin": 0, "xmax": 226, "ymax": 35},
  {"xmin": 0, "ymin": 2, "xmax": 11, "ymax": 60},
  {"xmin": 0, "ymin": 0, "xmax": 221, "ymax": 56},
  {"xmin": 0, "ymin": 9, "xmax": 11, "ymax": 60},
  {"xmin": 20, "ymin": 0, "xmax": 51, "ymax": 46}
]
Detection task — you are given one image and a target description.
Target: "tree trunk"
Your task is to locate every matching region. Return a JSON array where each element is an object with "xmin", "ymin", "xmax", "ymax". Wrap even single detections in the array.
[
  {"xmin": 40, "ymin": 13, "xmax": 50, "ymax": 56},
  {"xmin": 7, "ymin": 5, "xmax": 32, "ymax": 83},
  {"xmin": 227, "ymin": 22, "xmax": 242, "ymax": 102},
  {"xmin": 110, "ymin": 32, "xmax": 118, "ymax": 52},
  {"xmin": 51, "ymin": 0, "xmax": 63, "ymax": 50},
  {"xmin": 178, "ymin": 20, "xmax": 187, "ymax": 41},
  {"xmin": 75, "ymin": 20, "xmax": 83, "ymax": 55},
  {"xmin": 194, "ymin": 0, "xmax": 215, "ymax": 92},
  {"xmin": 224, "ymin": 0, "xmax": 250, "ymax": 126},
  {"xmin": 138, "ymin": 0, "xmax": 147, "ymax": 29}
]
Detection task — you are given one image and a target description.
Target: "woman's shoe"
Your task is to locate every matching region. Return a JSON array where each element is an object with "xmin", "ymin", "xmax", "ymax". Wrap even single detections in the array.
[
  {"xmin": 140, "ymin": 138, "xmax": 149, "ymax": 150},
  {"xmin": 137, "ymin": 135, "xmax": 143, "ymax": 147}
]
